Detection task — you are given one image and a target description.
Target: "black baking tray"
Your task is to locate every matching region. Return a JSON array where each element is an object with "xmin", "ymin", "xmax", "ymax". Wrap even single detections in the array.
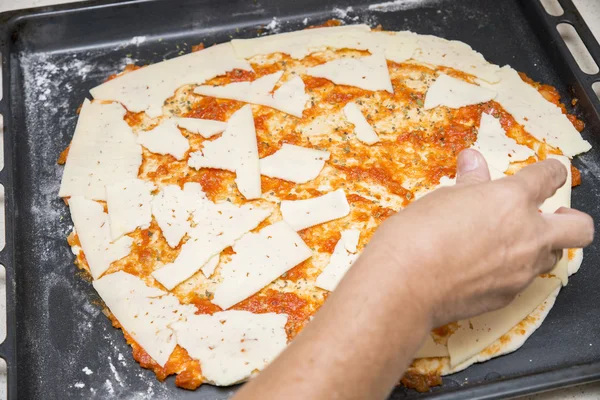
[{"xmin": 1, "ymin": 0, "xmax": 599, "ymax": 399}]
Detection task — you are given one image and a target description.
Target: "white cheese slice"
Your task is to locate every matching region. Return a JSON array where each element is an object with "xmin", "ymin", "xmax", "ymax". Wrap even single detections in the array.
[
  {"xmin": 212, "ymin": 221, "xmax": 312, "ymax": 309},
  {"xmin": 280, "ymin": 189, "xmax": 350, "ymax": 231},
  {"xmin": 472, "ymin": 113, "xmax": 535, "ymax": 173},
  {"xmin": 232, "ymin": 25, "xmax": 418, "ymax": 64},
  {"xmin": 343, "ymin": 102, "xmax": 380, "ymax": 144},
  {"xmin": 151, "ymin": 183, "xmax": 206, "ymax": 248},
  {"xmin": 424, "ymin": 73, "xmax": 496, "ymax": 110},
  {"xmin": 152, "ymin": 202, "xmax": 272, "ymax": 290},
  {"xmin": 175, "ymin": 117, "xmax": 227, "ymax": 138},
  {"xmin": 479, "ymin": 66, "xmax": 591, "ymax": 157},
  {"xmin": 315, "ymin": 229, "xmax": 361, "ymax": 291},
  {"xmin": 259, "ymin": 143, "xmax": 330, "ymax": 183},
  {"xmin": 202, "ymin": 255, "xmax": 221, "ymax": 278},
  {"xmin": 137, "ymin": 118, "xmax": 190, "ymax": 160},
  {"xmin": 106, "ymin": 178, "xmax": 156, "ymax": 241},
  {"xmin": 415, "ymin": 334, "xmax": 449, "ymax": 358},
  {"xmin": 447, "ymin": 276, "xmax": 561, "ymax": 367},
  {"xmin": 413, "ymin": 35, "xmax": 500, "ymax": 83},
  {"xmin": 569, "ymin": 248, "xmax": 584, "ymax": 276},
  {"xmin": 195, "ymin": 72, "xmax": 309, "ymax": 118},
  {"xmin": 90, "ymin": 43, "xmax": 252, "ymax": 118},
  {"xmin": 540, "ymin": 154, "xmax": 572, "ymax": 286},
  {"xmin": 93, "ymin": 271, "xmax": 196, "ymax": 367},
  {"xmin": 306, "ymin": 53, "xmax": 394, "ymax": 93},
  {"xmin": 188, "ymin": 105, "xmax": 261, "ymax": 199},
  {"xmin": 172, "ymin": 310, "xmax": 288, "ymax": 386},
  {"xmin": 59, "ymin": 100, "xmax": 142, "ymax": 201},
  {"xmin": 69, "ymin": 196, "xmax": 133, "ymax": 279}
]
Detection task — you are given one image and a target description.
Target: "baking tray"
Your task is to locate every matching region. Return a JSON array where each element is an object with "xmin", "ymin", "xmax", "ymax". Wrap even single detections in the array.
[{"xmin": 0, "ymin": 0, "xmax": 599, "ymax": 399}]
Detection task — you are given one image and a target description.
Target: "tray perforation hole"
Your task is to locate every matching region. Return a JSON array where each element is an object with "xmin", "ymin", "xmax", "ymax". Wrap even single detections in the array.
[
  {"xmin": 540, "ymin": 0, "xmax": 564, "ymax": 16},
  {"xmin": 556, "ymin": 23, "xmax": 600, "ymax": 75},
  {"xmin": 593, "ymin": 82, "xmax": 600, "ymax": 102}
]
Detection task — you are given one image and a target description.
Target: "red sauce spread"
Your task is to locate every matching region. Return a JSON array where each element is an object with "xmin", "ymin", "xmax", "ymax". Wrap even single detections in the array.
[{"xmin": 232, "ymin": 289, "xmax": 314, "ymax": 339}]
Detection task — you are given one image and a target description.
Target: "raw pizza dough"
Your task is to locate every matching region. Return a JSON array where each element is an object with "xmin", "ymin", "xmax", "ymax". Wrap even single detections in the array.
[{"xmin": 59, "ymin": 23, "xmax": 590, "ymax": 389}]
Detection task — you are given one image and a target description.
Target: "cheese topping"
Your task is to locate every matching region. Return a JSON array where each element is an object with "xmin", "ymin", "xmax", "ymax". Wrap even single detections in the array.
[
  {"xmin": 152, "ymin": 202, "xmax": 272, "ymax": 290},
  {"xmin": 90, "ymin": 43, "xmax": 252, "ymax": 117},
  {"xmin": 150, "ymin": 183, "xmax": 206, "ymax": 248},
  {"xmin": 415, "ymin": 334, "xmax": 449, "ymax": 358},
  {"xmin": 343, "ymin": 102, "xmax": 380, "ymax": 145},
  {"xmin": 423, "ymin": 73, "xmax": 496, "ymax": 110},
  {"xmin": 315, "ymin": 229, "xmax": 361, "ymax": 291},
  {"xmin": 188, "ymin": 105, "xmax": 261, "ymax": 199},
  {"xmin": 59, "ymin": 100, "xmax": 142, "ymax": 201},
  {"xmin": 306, "ymin": 53, "xmax": 394, "ymax": 93},
  {"xmin": 93, "ymin": 271, "xmax": 196, "ymax": 367},
  {"xmin": 194, "ymin": 72, "xmax": 309, "ymax": 118},
  {"xmin": 447, "ymin": 276, "xmax": 561, "ymax": 367},
  {"xmin": 212, "ymin": 221, "xmax": 312, "ymax": 309},
  {"xmin": 69, "ymin": 197, "xmax": 133, "ymax": 279},
  {"xmin": 280, "ymin": 189, "xmax": 351, "ymax": 231},
  {"xmin": 106, "ymin": 178, "xmax": 156, "ymax": 241},
  {"xmin": 259, "ymin": 143, "xmax": 330, "ymax": 184},
  {"xmin": 413, "ymin": 35, "xmax": 500, "ymax": 83},
  {"xmin": 232, "ymin": 25, "xmax": 418, "ymax": 64},
  {"xmin": 175, "ymin": 117, "xmax": 227, "ymax": 138},
  {"xmin": 480, "ymin": 66, "xmax": 591, "ymax": 157},
  {"xmin": 137, "ymin": 118, "xmax": 190, "ymax": 160},
  {"xmin": 472, "ymin": 113, "xmax": 535, "ymax": 173},
  {"xmin": 172, "ymin": 310, "xmax": 288, "ymax": 386},
  {"xmin": 540, "ymin": 154, "xmax": 572, "ymax": 286}
]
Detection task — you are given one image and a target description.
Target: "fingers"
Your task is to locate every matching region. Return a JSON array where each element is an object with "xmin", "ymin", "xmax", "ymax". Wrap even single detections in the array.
[
  {"xmin": 542, "ymin": 207, "xmax": 595, "ymax": 249},
  {"xmin": 456, "ymin": 149, "xmax": 491, "ymax": 186},
  {"xmin": 514, "ymin": 159, "xmax": 568, "ymax": 204},
  {"xmin": 537, "ymin": 249, "xmax": 564, "ymax": 274}
]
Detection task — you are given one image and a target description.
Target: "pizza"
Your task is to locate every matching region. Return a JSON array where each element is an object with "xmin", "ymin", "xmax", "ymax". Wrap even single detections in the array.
[{"xmin": 57, "ymin": 22, "xmax": 590, "ymax": 391}]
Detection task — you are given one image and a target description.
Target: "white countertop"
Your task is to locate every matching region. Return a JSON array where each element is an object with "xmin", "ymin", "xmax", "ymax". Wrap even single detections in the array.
[{"xmin": 0, "ymin": 0, "xmax": 598, "ymax": 399}]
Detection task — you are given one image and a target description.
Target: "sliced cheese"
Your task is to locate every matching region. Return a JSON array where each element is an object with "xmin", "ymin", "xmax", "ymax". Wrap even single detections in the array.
[
  {"xmin": 137, "ymin": 118, "xmax": 190, "ymax": 160},
  {"xmin": 447, "ymin": 276, "xmax": 561, "ymax": 367},
  {"xmin": 90, "ymin": 43, "xmax": 252, "ymax": 118},
  {"xmin": 306, "ymin": 53, "xmax": 394, "ymax": 93},
  {"xmin": 59, "ymin": 100, "xmax": 142, "ymax": 201},
  {"xmin": 315, "ymin": 229, "xmax": 360, "ymax": 291},
  {"xmin": 188, "ymin": 105, "xmax": 261, "ymax": 199},
  {"xmin": 69, "ymin": 196, "xmax": 133, "ymax": 279},
  {"xmin": 106, "ymin": 178, "xmax": 156, "ymax": 241},
  {"xmin": 472, "ymin": 113, "xmax": 535, "ymax": 173},
  {"xmin": 415, "ymin": 334, "xmax": 449, "ymax": 358},
  {"xmin": 569, "ymin": 248, "xmax": 584, "ymax": 276},
  {"xmin": 280, "ymin": 189, "xmax": 351, "ymax": 231},
  {"xmin": 151, "ymin": 183, "xmax": 206, "ymax": 248},
  {"xmin": 413, "ymin": 35, "xmax": 500, "ymax": 83},
  {"xmin": 259, "ymin": 143, "xmax": 330, "ymax": 183},
  {"xmin": 231, "ymin": 25, "xmax": 418, "ymax": 64},
  {"xmin": 195, "ymin": 72, "xmax": 309, "ymax": 118},
  {"xmin": 479, "ymin": 66, "xmax": 591, "ymax": 157},
  {"xmin": 175, "ymin": 117, "xmax": 227, "ymax": 138},
  {"xmin": 212, "ymin": 221, "xmax": 312, "ymax": 309},
  {"xmin": 93, "ymin": 271, "xmax": 196, "ymax": 367},
  {"xmin": 540, "ymin": 154, "xmax": 572, "ymax": 286},
  {"xmin": 152, "ymin": 202, "xmax": 272, "ymax": 290},
  {"xmin": 424, "ymin": 73, "xmax": 496, "ymax": 110},
  {"xmin": 172, "ymin": 310, "xmax": 288, "ymax": 386},
  {"xmin": 343, "ymin": 102, "xmax": 380, "ymax": 144}
]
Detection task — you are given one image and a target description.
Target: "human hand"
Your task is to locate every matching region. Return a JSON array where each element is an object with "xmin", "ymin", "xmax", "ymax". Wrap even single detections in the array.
[{"xmin": 372, "ymin": 149, "xmax": 594, "ymax": 328}]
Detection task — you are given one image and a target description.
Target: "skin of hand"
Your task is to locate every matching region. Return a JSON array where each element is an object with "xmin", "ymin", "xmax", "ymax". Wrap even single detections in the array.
[{"xmin": 233, "ymin": 149, "xmax": 594, "ymax": 400}]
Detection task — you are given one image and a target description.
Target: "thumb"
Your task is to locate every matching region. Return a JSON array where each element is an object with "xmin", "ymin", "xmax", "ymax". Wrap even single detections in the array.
[{"xmin": 456, "ymin": 149, "xmax": 491, "ymax": 185}]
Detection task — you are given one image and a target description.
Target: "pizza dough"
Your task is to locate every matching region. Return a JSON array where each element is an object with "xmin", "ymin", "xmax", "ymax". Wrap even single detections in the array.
[{"xmin": 61, "ymin": 23, "xmax": 590, "ymax": 390}]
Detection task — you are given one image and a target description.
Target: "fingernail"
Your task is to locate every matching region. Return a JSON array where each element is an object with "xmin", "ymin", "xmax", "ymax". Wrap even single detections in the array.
[{"xmin": 458, "ymin": 150, "xmax": 479, "ymax": 174}]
